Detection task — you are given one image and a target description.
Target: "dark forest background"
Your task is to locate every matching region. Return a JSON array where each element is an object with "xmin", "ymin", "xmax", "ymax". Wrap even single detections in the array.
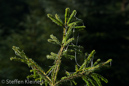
[{"xmin": 0, "ymin": 0, "xmax": 129, "ymax": 86}]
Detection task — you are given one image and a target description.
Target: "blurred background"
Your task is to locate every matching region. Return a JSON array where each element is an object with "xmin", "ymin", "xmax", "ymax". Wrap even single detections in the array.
[{"xmin": 0, "ymin": 0, "xmax": 129, "ymax": 86}]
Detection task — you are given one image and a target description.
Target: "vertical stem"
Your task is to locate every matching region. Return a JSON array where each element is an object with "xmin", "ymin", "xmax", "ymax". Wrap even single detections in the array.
[
  {"xmin": 62, "ymin": 27, "xmax": 66, "ymax": 43},
  {"xmin": 51, "ymin": 27, "xmax": 66, "ymax": 85},
  {"xmin": 52, "ymin": 46, "xmax": 64, "ymax": 84}
]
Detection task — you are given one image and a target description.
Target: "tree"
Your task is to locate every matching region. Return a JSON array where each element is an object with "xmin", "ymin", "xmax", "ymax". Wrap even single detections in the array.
[
  {"xmin": 1, "ymin": 0, "xmax": 129, "ymax": 85},
  {"xmin": 10, "ymin": 8, "xmax": 112, "ymax": 86}
]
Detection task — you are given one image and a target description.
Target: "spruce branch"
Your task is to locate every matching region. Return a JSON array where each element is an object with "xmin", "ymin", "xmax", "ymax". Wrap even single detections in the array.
[
  {"xmin": 55, "ymin": 14, "xmax": 63, "ymax": 24},
  {"xmin": 65, "ymin": 8, "xmax": 70, "ymax": 24},
  {"xmin": 10, "ymin": 8, "xmax": 112, "ymax": 86},
  {"xmin": 10, "ymin": 46, "xmax": 52, "ymax": 85},
  {"xmin": 55, "ymin": 58, "xmax": 112, "ymax": 85},
  {"xmin": 48, "ymin": 34, "xmax": 61, "ymax": 45},
  {"xmin": 67, "ymin": 10, "xmax": 77, "ymax": 24},
  {"xmin": 47, "ymin": 14, "xmax": 64, "ymax": 27}
]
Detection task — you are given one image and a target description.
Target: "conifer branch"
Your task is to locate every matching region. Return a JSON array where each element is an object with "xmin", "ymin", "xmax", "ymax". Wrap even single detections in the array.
[
  {"xmin": 11, "ymin": 46, "xmax": 52, "ymax": 84},
  {"xmin": 65, "ymin": 8, "xmax": 70, "ymax": 24},
  {"xmin": 55, "ymin": 59, "xmax": 111, "ymax": 85},
  {"xmin": 11, "ymin": 8, "xmax": 112, "ymax": 86},
  {"xmin": 47, "ymin": 14, "xmax": 64, "ymax": 27},
  {"xmin": 67, "ymin": 10, "xmax": 77, "ymax": 24}
]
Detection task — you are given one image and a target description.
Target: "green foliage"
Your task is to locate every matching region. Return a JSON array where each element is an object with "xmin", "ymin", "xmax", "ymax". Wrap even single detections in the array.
[
  {"xmin": 48, "ymin": 34, "xmax": 61, "ymax": 45},
  {"xmin": 62, "ymin": 45, "xmax": 83, "ymax": 60},
  {"xmin": 67, "ymin": 10, "xmax": 77, "ymax": 24},
  {"xmin": 65, "ymin": 8, "xmax": 70, "ymax": 24},
  {"xmin": 10, "ymin": 8, "xmax": 112, "ymax": 86},
  {"xmin": 10, "ymin": 46, "xmax": 51, "ymax": 85},
  {"xmin": 46, "ymin": 52, "xmax": 58, "ymax": 60},
  {"xmin": 47, "ymin": 14, "xmax": 64, "ymax": 26},
  {"xmin": 0, "ymin": 0, "xmax": 128, "ymax": 86}
]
